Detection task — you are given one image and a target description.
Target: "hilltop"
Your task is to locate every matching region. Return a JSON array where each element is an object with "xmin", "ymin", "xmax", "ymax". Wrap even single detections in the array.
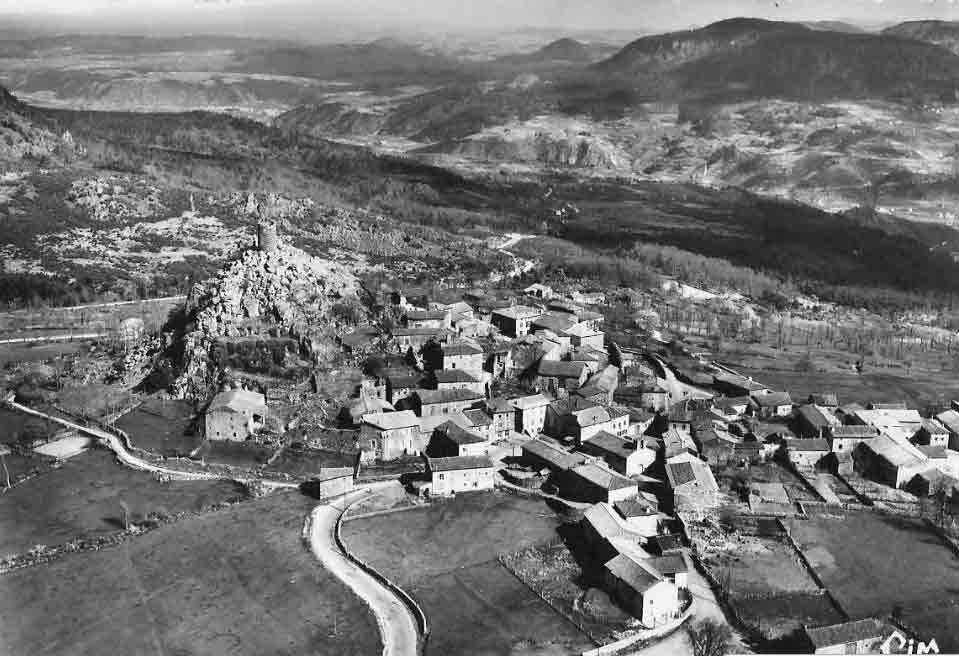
[{"xmin": 882, "ymin": 20, "xmax": 959, "ymax": 55}]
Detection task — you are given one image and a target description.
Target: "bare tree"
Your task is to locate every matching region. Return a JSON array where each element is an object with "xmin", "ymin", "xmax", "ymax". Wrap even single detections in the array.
[
  {"xmin": 119, "ymin": 500, "xmax": 131, "ymax": 530},
  {"xmin": 687, "ymin": 618, "xmax": 733, "ymax": 656}
]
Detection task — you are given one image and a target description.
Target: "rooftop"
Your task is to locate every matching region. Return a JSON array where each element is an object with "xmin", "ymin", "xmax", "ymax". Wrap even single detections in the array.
[
  {"xmin": 391, "ymin": 327, "xmax": 450, "ymax": 337},
  {"xmin": 580, "ymin": 431, "xmax": 644, "ymax": 460},
  {"xmin": 646, "ymin": 555, "xmax": 688, "ymax": 576},
  {"xmin": 797, "ymin": 404, "xmax": 840, "ymax": 428},
  {"xmin": 785, "ymin": 438, "xmax": 830, "ymax": 452},
  {"xmin": 405, "ymin": 310, "xmax": 448, "ymax": 321},
  {"xmin": 442, "ymin": 342, "xmax": 484, "ymax": 357},
  {"xmin": 208, "ymin": 389, "xmax": 267, "ymax": 414},
  {"xmin": 418, "ymin": 388, "xmax": 484, "ymax": 405},
  {"xmin": 485, "ymin": 397, "xmax": 515, "ymax": 414},
  {"xmin": 537, "ymin": 360, "xmax": 588, "ymax": 379},
  {"xmin": 828, "ymin": 425, "xmax": 880, "ymax": 438},
  {"xmin": 523, "ymin": 438, "xmax": 588, "ymax": 470},
  {"xmin": 809, "ymin": 393, "xmax": 839, "ymax": 407},
  {"xmin": 428, "ymin": 455, "xmax": 496, "ymax": 473},
  {"xmin": 604, "ymin": 553, "xmax": 663, "ymax": 593},
  {"xmin": 363, "ymin": 410, "xmax": 420, "ymax": 431},
  {"xmin": 434, "ymin": 369, "xmax": 480, "ymax": 384},
  {"xmin": 510, "ymin": 394, "xmax": 551, "ymax": 410},
  {"xmin": 752, "ymin": 391, "xmax": 793, "ymax": 407},
  {"xmin": 492, "ymin": 305, "xmax": 543, "ymax": 320},
  {"xmin": 462, "ymin": 408, "xmax": 493, "ymax": 427},
  {"xmin": 864, "ymin": 434, "xmax": 925, "ymax": 468},
  {"xmin": 434, "ymin": 421, "xmax": 486, "ymax": 445},
  {"xmin": 572, "ymin": 463, "xmax": 636, "ymax": 492},
  {"xmin": 804, "ymin": 618, "xmax": 885, "ymax": 650},
  {"xmin": 714, "ymin": 373, "xmax": 768, "ymax": 393},
  {"xmin": 937, "ymin": 408, "xmax": 959, "ymax": 433},
  {"xmin": 614, "ymin": 497, "xmax": 658, "ymax": 518},
  {"xmin": 921, "ymin": 417, "xmax": 949, "ymax": 435}
]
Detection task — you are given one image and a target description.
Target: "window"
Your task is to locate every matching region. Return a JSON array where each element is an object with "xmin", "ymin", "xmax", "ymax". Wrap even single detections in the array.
[{"xmin": 438, "ymin": 474, "xmax": 444, "ymax": 480}]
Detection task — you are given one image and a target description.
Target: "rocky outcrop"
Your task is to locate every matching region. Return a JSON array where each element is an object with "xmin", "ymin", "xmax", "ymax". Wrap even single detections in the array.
[
  {"xmin": 172, "ymin": 236, "xmax": 368, "ymax": 399},
  {"xmin": 444, "ymin": 133, "xmax": 630, "ymax": 169}
]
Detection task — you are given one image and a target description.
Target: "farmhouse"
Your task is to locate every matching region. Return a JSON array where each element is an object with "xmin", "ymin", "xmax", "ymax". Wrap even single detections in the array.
[
  {"xmin": 510, "ymin": 394, "xmax": 551, "ymax": 435},
  {"xmin": 751, "ymin": 391, "xmax": 793, "ymax": 419},
  {"xmin": 485, "ymin": 397, "xmax": 516, "ymax": 439},
  {"xmin": 784, "ymin": 438, "xmax": 830, "ymax": 469},
  {"xmin": 603, "ymin": 553, "xmax": 680, "ymax": 627},
  {"xmin": 564, "ymin": 322, "xmax": 605, "ymax": 350},
  {"xmin": 802, "ymin": 618, "xmax": 887, "ymax": 655},
  {"xmin": 521, "ymin": 437, "xmax": 588, "ymax": 474},
  {"xmin": 417, "ymin": 389, "xmax": 485, "ymax": 417},
  {"xmin": 578, "ymin": 431, "xmax": 656, "ymax": 476},
  {"xmin": 531, "ymin": 312, "xmax": 577, "ymax": 336},
  {"xmin": 853, "ymin": 434, "xmax": 929, "ymax": 488},
  {"xmin": 796, "ymin": 404, "xmax": 841, "ymax": 438},
  {"xmin": 713, "ymin": 373, "xmax": 768, "ymax": 397},
  {"xmin": 852, "ymin": 408, "xmax": 923, "ymax": 442},
  {"xmin": 826, "ymin": 425, "xmax": 880, "ymax": 453},
  {"xmin": 441, "ymin": 342, "xmax": 485, "ymax": 374},
  {"xmin": 434, "ymin": 369, "xmax": 484, "ymax": 394},
  {"xmin": 461, "ymin": 408, "xmax": 493, "ymax": 442},
  {"xmin": 536, "ymin": 360, "xmax": 589, "ymax": 394},
  {"xmin": 429, "ymin": 421, "xmax": 489, "ymax": 458},
  {"xmin": 582, "ymin": 502, "xmax": 647, "ymax": 562},
  {"xmin": 310, "ymin": 467, "xmax": 355, "ymax": 499},
  {"xmin": 914, "ymin": 418, "xmax": 950, "ymax": 448},
  {"xmin": 404, "ymin": 309, "xmax": 450, "ymax": 329},
  {"xmin": 665, "ymin": 452, "xmax": 719, "ymax": 512},
  {"xmin": 491, "ymin": 305, "xmax": 543, "ymax": 338},
  {"xmin": 205, "ymin": 389, "xmax": 268, "ymax": 441},
  {"xmin": 614, "ymin": 497, "xmax": 659, "ymax": 537},
  {"xmin": 360, "ymin": 411, "xmax": 422, "ymax": 461},
  {"xmin": 645, "ymin": 555, "xmax": 689, "ymax": 590},
  {"xmin": 426, "ymin": 455, "xmax": 496, "ymax": 496}
]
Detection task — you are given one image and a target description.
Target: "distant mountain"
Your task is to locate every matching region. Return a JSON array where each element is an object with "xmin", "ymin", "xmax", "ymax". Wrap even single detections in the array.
[
  {"xmin": 495, "ymin": 38, "xmax": 605, "ymax": 66},
  {"xmin": 231, "ymin": 40, "xmax": 472, "ymax": 84},
  {"xmin": 882, "ymin": 20, "xmax": 959, "ymax": 55},
  {"xmin": 0, "ymin": 33, "xmax": 294, "ymax": 57},
  {"xmin": 595, "ymin": 17, "xmax": 959, "ymax": 101}
]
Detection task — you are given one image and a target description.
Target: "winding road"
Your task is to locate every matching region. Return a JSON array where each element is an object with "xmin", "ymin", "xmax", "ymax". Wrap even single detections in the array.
[
  {"xmin": 4, "ymin": 399, "xmax": 422, "ymax": 655},
  {"xmin": 305, "ymin": 491, "xmax": 420, "ymax": 656}
]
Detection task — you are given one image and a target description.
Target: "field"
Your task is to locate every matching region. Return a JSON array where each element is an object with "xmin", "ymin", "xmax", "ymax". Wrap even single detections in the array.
[
  {"xmin": 115, "ymin": 399, "xmax": 202, "ymax": 456},
  {"xmin": 0, "ymin": 491, "xmax": 381, "ymax": 656},
  {"xmin": 0, "ymin": 448, "xmax": 243, "ymax": 558},
  {"xmin": 787, "ymin": 512, "xmax": 959, "ymax": 650},
  {"xmin": 0, "ymin": 407, "xmax": 61, "ymax": 444},
  {"xmin": 263, "ymin": 446, "xmax": 355, "ymax": 477},
  {"xmin": 342, "ymin": 490, "xmax": 594, "ymax": 655},
  {"xmin": 193, "ymin": 439, "xmax": 275, "ymax": 470}
]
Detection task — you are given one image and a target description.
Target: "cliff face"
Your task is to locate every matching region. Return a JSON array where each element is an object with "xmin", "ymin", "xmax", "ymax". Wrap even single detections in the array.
[{"xmin": 172, "ymin": 239, "xmax": 368, "ymax": 400}]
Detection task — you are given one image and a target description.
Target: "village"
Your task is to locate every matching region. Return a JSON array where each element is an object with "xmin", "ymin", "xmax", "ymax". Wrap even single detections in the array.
[
  {"xmin": 5, "ymin": 222, "xmax": 959, "ymax": 655},
  {"xmin": 176, "ymin": 224, "xmax": 959, "ymax": 655}
]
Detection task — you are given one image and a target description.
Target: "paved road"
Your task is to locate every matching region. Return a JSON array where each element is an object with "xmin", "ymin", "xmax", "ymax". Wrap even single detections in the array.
[{"xmin": 306, "ymin": 492, "xmax": 420, "ymax": 656}]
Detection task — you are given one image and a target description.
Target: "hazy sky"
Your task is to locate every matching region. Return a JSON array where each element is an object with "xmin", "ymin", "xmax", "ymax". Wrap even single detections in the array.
[{"xmin": 8, "ymin": 0, "xmax": 959, "ymax": 33}]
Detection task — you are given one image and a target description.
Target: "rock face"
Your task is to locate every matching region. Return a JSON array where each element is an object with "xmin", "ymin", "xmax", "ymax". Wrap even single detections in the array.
[{"xmin": 172, "ymin": 236, "xmax": 368, "ymax": 400}]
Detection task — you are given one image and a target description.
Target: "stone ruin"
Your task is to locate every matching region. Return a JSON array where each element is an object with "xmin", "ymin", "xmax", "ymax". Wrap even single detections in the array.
[{"xmin": 256, "ymin": 220, "xmax": 280, "ymax": 253}]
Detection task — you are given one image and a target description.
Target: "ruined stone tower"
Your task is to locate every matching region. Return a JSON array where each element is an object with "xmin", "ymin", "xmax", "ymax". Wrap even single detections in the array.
[{"xmin": 256, "ymin": 220, "xmax": 280, "ymax": 253}]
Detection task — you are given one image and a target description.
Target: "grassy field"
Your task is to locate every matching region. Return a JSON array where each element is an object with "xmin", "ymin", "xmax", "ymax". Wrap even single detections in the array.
[
  {"xmin": 342, "ymin": 490, "xmax": 594, "ymax": 655},
  {"xmin": 0, "ymin": 341, "xmax": 85, "ymax": 366},
  {"xmin": 115, "ymin": 400, "xmax": 202, "ymax": 456},
  {"xmin": 0, "ymin": 448, "xmax": 243, "ymax": 558},
  {"xmin": 0, "ymin": 491, "xmax": 381, "ymax": 656},
  {"xmin": 193, "ymin": 440, "xmax": 275, "ymax": 469},
  {"xmin": 264, "ymin": 446, "xmax": 355, "ymax": 477},
  {"xmin": 787, "ymin": 512, "xmax": 959, "ymax": 650},
  {"xmin": 0, "ymin": 408, "xmax": 60, "ymax": 444},
  {"xmin": 734, "ymin": 592, "xmax": 843, "ymax": 639}
]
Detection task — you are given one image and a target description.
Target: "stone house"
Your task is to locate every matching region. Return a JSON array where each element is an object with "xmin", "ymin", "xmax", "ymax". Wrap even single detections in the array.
[
  {"xmin": 751, "ymin": 391, "xmax": 793, "ymax": 419},
  {"xmin": 491, "ymin": 305, "xmax": 543, "ymax": 338},
  {"xmin": 311, "ymin": 467, "xmax": 355, "ymax": 499},
  {"xmin": 384, "ymin": 371, "xmax": 421, "ymax": 405},
  {"xmin": 646, "ymin": 555, "xmax": 689, "ymax": 590},
  {"xmin": 536, "ymin": 360, "xmax": 589, "ymax": 395},
  {"xmin": 390, "ymin": 327, "xmax": 452, "ymax": 352},
  {"xmin": 914, "ymin": 417, "xmax": 950, "ymax": 448},
  {"xmin": 441, "ymin": 342, "xmax": 485, "ymax": 375},
  {"xmin": 483, "ymin": 343, "xmax": 512, "ymax": 379},
  {"xmin": 427, "ymin": 455, "xmax": 496, "ymax": 496},
  {"xmin": 434, "ymin": 369, "xmax": 485, "ymax": 395},
  {"xmin": 205, "ymin": 389, "xmax": 268, "ymax": 441},
  {"xmin": 935, "ymin": 408, "xmax": 959, "ymax": 449},
  {"xmin": 784, "ymin": 438, "xmax": 830, "ymax": 468},
  {"xmin": 565, "ymin": 322, "xmax": 605, "ymax": 350},
  {"xmin": 404, "ymin": 309, "xmax": 451, "ymax": 329},
  {"xmin": 603, "ymin": 553, "xmax": 680, "ymax": 627},
  {"xmin": 665, "ymin": 452, "xmax": 719, "ymax": 512},
  {"xmin": 510, "ymin": 394, "xmax": 550, "ymax": 435},
  {"xmin": 428, "ymin": 421, "xmax": 490, "ymax": 458},
  {"xmin": 566, "ymin": 463, "xmax": 637, "ymax": 504},
  {"xmin": 613, "ymin": 497, "xmax": 659, "ymax": 537},
  {"xmin": 461, "ymin": 408, "xmax": 494, "ymax": 443},
  {"xmin": 853, "ymin": 435, "xmax": 929, "ymax": 488},
  {"xmin": 485, "ymin": 397, "xmax": 516, "ymax": 440},
  {"xmin": 524, "ymin": 283, "xmax": 554, "ymax": 300},
  {"xmin": 826, "ymin": 425, "xmax": 880, "ymax": 453},
  {"xmin": 417, "ymin": 389, "xmax": 485, "ymax": 418},
  {"xmin": 796, "ymin": 404, "xmax": 841, "ymax": 438},
  {"xmin": 360, "ymin": 411, "xmax": 422, "ymax": 461},
  {"xmin": 521, "ymin": 437, "xmax": 588, "ymax": 480}
]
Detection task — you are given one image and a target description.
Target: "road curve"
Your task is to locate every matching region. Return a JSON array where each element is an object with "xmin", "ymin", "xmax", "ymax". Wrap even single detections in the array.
[
  {"xmin": 305, "ymin": 494, "xmax": 420, "ymax": 656},
  {"xmin": 4, "ymin": 400, "xmax": 297, "ymax": 488}
]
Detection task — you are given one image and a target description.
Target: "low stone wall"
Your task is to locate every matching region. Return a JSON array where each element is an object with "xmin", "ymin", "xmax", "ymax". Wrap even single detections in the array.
[
  {"xmin": 580, "ymin": 609, "xmax": 692, "ymax": 656},
  {"xmin": 777, "ymin": 519, "xmax": 848, "ymax": 620},
  {"xmin": 333, "ymin": 496, "xmax": 431, "ymax": 655}
]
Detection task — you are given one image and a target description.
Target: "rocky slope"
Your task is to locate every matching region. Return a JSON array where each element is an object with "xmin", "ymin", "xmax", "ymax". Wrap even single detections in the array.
[{"xmin": 172, "ymin": 233, "xmax": 369, "ymax": 400}]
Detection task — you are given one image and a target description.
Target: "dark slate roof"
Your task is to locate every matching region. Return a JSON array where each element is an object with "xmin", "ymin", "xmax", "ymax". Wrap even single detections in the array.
[
  {"xmin": 435, "ymin": 369, "xmax": 480, "ymax": 384},
  {"xmin": 443, "ymin": 343, "xmax": 484, "ymax": 357},
  {"xmin": 649, "ymin": 534, "xmax": 684, "ymax": 553},
  {"xmin": 804, "ymin": 619, "xmax": 885, "ymax": 649},
  {"xmin": 580, "ymin": 431, "xmax": 641, "ymax": 460},
  {"xmin": 921, "ymin": 417, "xmax": 949, "ymax": 435},
  {"xmin": 646, "ymin": 555, "xmax": 688, "ymax": 576},
  {"xmin": 537, "ymin": 360, "xmax": 587, "ymax": 379},
  {"xmin": 462, "ymin": 408, "xmax": 493, "ymax": 427},
  {"xmin": 572, "ymin": 463, "xmax": 636, "ymax": 491},
  {"xmin": 614, "ymin": 498, "xmax": 658, "ymax": 518},
  {"xmin": 667, "ymin": 461, "xmax": 697, "ymax": 486},
  {"xmin": 919, "ymin": 445, "xmax": 948, "ymax": 459},
  {"xmin": 604, "ymin": 554, "xmax": 662, "ymax": 593},
  {"xmin": 485, "ymin": 397, "xmax": 515, "ymax": 414},
  {"xmin": 797, "ymin": 404, "xmax": 835, "ymax": 428},
  {"xmin": 786, "ymin": 438, "xmax": 830, "ymax": 452},
  {"xmin": 531, "ymin": 313, "xmax": 577, "ymax": 334},
  {"xmin": 428, "ymin": 455, "xmax": 495, "ymax": 472},
  {"xmin": 418, "ymin": 389, "xmax": 484, "ymax": 405}
]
